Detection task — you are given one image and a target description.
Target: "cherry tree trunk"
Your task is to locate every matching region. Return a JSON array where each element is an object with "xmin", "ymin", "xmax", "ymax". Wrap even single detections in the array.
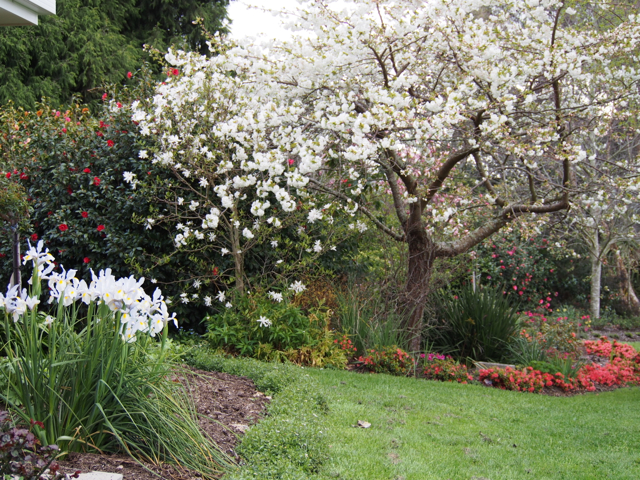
[
  {"xmin": 615, "ymin": 250, "xmax": 640, "ymax": 316},
  {"xmin": 402, "ymin": 217, "xmax": 435, "ymax": 352},
  {"xmin": 589, "ymin": 230, "xmax": 602, "ymax": 320}
]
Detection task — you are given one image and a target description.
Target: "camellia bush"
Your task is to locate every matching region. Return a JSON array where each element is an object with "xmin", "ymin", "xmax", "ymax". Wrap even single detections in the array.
[
  {"xmin": 134, "ymin": 0, "xmax": 640, "ymax": 349},
  {"xmin": 0, "ymin": 241, "xmax": 232, "ymax": 477}
]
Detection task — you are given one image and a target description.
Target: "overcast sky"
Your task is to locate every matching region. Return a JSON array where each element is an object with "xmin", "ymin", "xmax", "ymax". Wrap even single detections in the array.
[{"xmin": 227, "ymin": 0, "xmax": 301, "ymax": 40}]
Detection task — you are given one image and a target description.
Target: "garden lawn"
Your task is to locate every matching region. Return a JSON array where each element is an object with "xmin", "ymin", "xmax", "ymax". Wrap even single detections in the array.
[{"xmin": 307, "ymin": 369, "xmax": 640, "ymax": 480}]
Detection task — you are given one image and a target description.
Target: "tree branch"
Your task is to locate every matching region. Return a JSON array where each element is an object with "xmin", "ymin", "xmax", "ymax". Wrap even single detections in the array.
[
  {"xmin": 424, "ymin": 147, "xmax": 480, "ymax": 203},
  {"xmin": 306, "ymin": 177, "xmax": 405, "ymax": 242}
]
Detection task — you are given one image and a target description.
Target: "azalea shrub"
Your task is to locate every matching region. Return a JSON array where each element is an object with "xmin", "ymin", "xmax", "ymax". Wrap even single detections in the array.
[
  {"xmin": 357, "ymin": 346, "xmax": 414, "ymax": 376},
  {"xmin": 204, "ymin": 288, "xmax": 348, "ymax": 368},
  {"xmin": 0, "ymin": 242, "xmax": 231, "ymax": 477},
  {"xmin": 421, "ymin": 354, "xmax": 473, "ymax": 384},
  {"xmin": 479, "ymin": 367, "xmax": 596, "ymax": 393},
  {"xmin": 584, "ymin": 337, "xmax": 639, "ymax": 361},
  {"xmin": 480, "ymin": 340, "xmax": 640, "ymax": 394},
  {"xmin": 511, "ymin": 309, "xmax": 588, "ymax": 364}
]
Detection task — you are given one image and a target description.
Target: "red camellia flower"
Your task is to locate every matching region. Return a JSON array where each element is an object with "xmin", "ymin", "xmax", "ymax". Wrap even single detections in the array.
[
  {"xmin": 20, "ymin": 173, "xmax": 28, "ymax": 180},
  {"xmin": 83, "ymin": 257, "xmax": 90, "ymax": 264},
  {"xmin": 117, "ymin": 102, "xmax": 122, "ymax": 109},
  {"xmin": 97, "ymin": 225, "xmax": 105, "ymax": 232},
  {"xmin": 58, "ymin": 224, "xmax": 68, "ymax": 232},
  {"xmin": 107, "ymin": 139, "xmax": 114, "ymax": 147},
  {"xmin": 102, "ymin": 93, "xmax": 108, "ymax": 101},
  {"xmin": 81, "ymin": 211, "xmax": 88, "ymax": 218},
  {"xmin": 83, "ymin": 168, "xmax": 91, "ymax": 173},
  {"xmin": 96, "ymin": 131, "xmax": 103, "ymax": 137},
  {"xmin": 5, "ymin": 173, "xmax": 10, "ymax": 179},
  {"xmin": 172, "ymin": 68, "xmax": 179, "ymax": 76},
  {"xmin": 62, "ymin": 128, "xmax": 67, "ymax": 133},
  {"xmin": 30, "ymin": 234, "xmax": 38, "ymax": 242},
  {"xmin": 93, "ymin": 177, "xmax": 101, "ymax": 186},
  {"xmin": 127, "ymin": 71, "xmax": 132, "ymax": 78},
  {"xmin": 67, "ymin": 186, "xmax": 73, "ymax": 195}
]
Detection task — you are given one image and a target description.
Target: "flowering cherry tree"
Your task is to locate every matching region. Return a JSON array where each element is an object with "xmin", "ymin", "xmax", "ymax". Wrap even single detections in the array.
[{"xmin": 135, "ymin": 0, "xmax": 640, "ymax": 348}]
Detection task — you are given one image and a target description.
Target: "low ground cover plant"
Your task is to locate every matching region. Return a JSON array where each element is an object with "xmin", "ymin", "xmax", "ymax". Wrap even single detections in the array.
[
  {"xmin": 0, "ymin": 411, "xmax": 75, "ymax": 480},
  {"xmin": 185, "ymin": 348, "xmax": 330, "ymax": 480},
  {"xmin": 204, "ymin": 289, "xmax": 348, "ymax": 368}
]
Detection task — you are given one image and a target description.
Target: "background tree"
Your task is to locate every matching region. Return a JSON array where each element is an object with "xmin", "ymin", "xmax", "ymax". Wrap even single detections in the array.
[
  {"xmin": 0, "ymin": 0, "xmax": 230, "ymax": 108},
  {"xmin": 139, "ymin": 0, "xmax": 640, "ymax": 349}
]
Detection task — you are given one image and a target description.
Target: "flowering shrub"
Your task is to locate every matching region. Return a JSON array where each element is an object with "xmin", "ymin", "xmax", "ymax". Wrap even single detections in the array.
[
  {"xmin": 358, "ymin": 346, "xmax": 414, "ymax": 376},
  {"xmin": 334, "ymin": 334, "xmax": 357, "ymax": 354},
  {"xmin": 474, "ymin": 231, "xmax": 574, "ymax": 310},
  {"xmin": 517, "ymin": 310, "xmax": 585, "ymax": 356},
  {"xmin": 479, "ymin": 367, "xmax": 596, "ymax": 393},
  {"xmin": 422, "ymin": 356, "xmax": 473, "ymax": 384},
  {"xmin": 579, "ymin": 358, "xmax": 640, "ymax": 387},
  {"xmin": 584, "ymin": 337, "xmax": 638, "ymax": 360}
]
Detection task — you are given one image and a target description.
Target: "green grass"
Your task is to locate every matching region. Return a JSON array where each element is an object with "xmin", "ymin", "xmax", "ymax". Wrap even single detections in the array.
[
  {"xmin": 186, "ymin": 348, "xmax": 640, "ymax": 480},
  {"xmin": 308, "ymin": 369, "xmax": 640, "ymax": 480}
]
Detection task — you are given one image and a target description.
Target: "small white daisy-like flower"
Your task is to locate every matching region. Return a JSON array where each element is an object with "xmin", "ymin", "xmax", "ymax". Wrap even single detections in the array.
[{"xmin": 257, "ymin": 316, "xmax": 272, "ymax": 327}]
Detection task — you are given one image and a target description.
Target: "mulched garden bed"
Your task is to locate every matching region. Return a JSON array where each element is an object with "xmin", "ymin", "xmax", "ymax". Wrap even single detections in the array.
[{"xmin": 56, "ymin": 368, "xmax": 270, "ymax": 480}]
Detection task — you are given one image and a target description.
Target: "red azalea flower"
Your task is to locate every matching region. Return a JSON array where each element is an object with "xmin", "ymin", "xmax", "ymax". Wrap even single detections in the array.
[
  {"xmin": 83, "ymin": 168, "xmax": 91, "ymax": 173},
  {"xmin": 62, "ymin": 128, "xmax": 67, "ymax": 133},
  {"xmin": 99, "ymin": 120, "xmax": 107, "ymax": 129},
  {"xmin": 81, "ymin": 211, "xmax": 88, "ymax": 218},
  {"xmin": 127, "ymin": 71, "xmax": 132, "ymax": 78},
  {"xmin": 58, "ymin": 224, "xmax": 68, "ymax": 232},
  {"xmin": 83, "ymin": 257, "xmax": 90, "ymax": 264},
  {"xmin": 102, "ymin": 93, "xmax": 108, "ymax": 101},
  {"xmin": 172, "ymin": 68, "xmax": 179, "ymax": 76},
  {"xmin": 117, "ymin": 102, "xmax": 122, "ymax": 109},
  {"xmin": 93, "ymin": 177, "xmax": 101, "ymax": 186},
  {"xmin": 107, "ymin": 139, "xmax": 114, "ymax": 147},
  {"xmin": 97, "ymin": 225, "xmax": 105, "ymax": 232},
  {"xmin": 30, "ymin": 234, "xmax": 38, "ymax": 242}
]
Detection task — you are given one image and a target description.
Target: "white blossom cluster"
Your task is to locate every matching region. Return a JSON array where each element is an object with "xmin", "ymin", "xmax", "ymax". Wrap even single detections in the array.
[
  {"xmin": 132, "ymin": 0, "xmax": 640, "ymax": 263},
  {"xmin": 0, "ymin": 241, "xmax": 177, "ymax": 342}
]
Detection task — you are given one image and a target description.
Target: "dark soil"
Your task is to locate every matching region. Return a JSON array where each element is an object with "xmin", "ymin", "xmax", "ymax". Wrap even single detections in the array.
[{"xmin": 57, "ymin": 368, "xmax": 270, "ymax": 480}]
